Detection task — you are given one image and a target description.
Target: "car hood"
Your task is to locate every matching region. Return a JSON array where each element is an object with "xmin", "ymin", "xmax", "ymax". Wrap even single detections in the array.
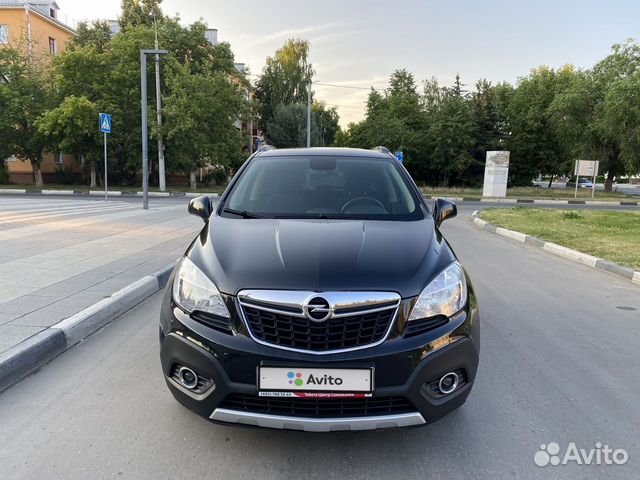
[{"xmin": 187, "ymin": 216, "xmax": 455, "ymax": 298}]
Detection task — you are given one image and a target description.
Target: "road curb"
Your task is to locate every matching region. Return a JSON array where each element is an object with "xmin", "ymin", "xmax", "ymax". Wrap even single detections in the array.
[
  {"xmin": 0, "ymin": 189, "xmax": 219, "ymax": 198},
  {"xmin": 421, "ymin": 195, "xmax": 638, "ymax": 206},
  {"xmin": 0, "ymin": 262, "xmax": 177, "ymax": 393},
  {"xmin": 470, "ymin": 210, "xmax": 640, "ymax": 286}
]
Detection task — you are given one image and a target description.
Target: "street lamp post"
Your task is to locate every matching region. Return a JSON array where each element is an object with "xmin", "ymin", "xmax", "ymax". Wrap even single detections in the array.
[{"xmin": 140, "ymin": 49, "xmax": 168, "ymax": 210}]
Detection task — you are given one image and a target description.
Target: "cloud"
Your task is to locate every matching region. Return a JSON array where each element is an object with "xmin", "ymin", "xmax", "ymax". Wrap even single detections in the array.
[{"xmin": 239, "ymin": 21, "xmax": 359, "ymax": 49}]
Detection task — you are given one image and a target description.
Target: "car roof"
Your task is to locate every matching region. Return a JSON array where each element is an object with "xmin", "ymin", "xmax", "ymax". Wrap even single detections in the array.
[{"xmin": 254, "ymin": 147, "xmax": 393, "ymax": 159}]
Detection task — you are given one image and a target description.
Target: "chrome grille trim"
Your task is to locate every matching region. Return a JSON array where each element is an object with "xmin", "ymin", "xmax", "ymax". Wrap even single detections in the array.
[{"xmin": 237, "ymin": 290, "xmax": 400, "ymax": 355}]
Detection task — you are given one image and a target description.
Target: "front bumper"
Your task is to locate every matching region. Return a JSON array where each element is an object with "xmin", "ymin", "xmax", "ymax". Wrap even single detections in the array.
[{"xmin": 159, "ymin": 288, "xmax": 480, "ymax": 431}]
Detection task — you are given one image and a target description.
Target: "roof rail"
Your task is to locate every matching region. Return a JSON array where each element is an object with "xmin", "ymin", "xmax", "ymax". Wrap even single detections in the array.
[
  {"xmin": 256, "ymin": 145, "xmax": 276, "ymax": 153},
  {"xmin": 371, "ymin": 146, "xmax": 393, "ymax": 156}
]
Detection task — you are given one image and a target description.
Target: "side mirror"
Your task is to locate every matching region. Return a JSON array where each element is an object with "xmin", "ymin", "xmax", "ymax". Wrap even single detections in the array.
[
  {"xmin": 432, "ymin": 198, "xmax": 457, "ymax": 226},
  {"xmin": 188, "ymin": 196, "xmax": 212, "ymax": 222}
]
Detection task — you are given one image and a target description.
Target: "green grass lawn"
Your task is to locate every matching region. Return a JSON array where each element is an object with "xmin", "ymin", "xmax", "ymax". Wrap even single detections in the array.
[
  {"xmin": 479, "ymin": 207, "xmax": 640, "ymax": 269},
  {"xmin": 420, "ymin": 186, "xmax": 634, "ymax": 201}
]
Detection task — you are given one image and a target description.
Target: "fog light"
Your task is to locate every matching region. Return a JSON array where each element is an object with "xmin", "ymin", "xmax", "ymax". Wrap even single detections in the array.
[
  {"xmin": 438, "ymin": 372, "xmax": 459, "ymax": 394},
  {"xmin": 178, "ymin": 366, "xmax": 198, "ymax": 390}
]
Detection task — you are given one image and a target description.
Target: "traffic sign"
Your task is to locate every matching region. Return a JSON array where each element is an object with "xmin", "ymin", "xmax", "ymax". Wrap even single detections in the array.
[
  {"xmin": 99, "ymin": 113, "xmax": 111, "ymax": 203},
  {"xmin": 100, "ymin": 113, "xmax": 111, "ymax": 134},
  {"xmin": 395, "ymin": 151, "xmax": 404, "ymax": 162}
]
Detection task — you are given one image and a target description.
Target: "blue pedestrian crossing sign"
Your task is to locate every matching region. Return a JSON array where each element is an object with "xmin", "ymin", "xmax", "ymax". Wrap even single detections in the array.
[
  {"xmin": 100, "ymin": 113, "xmax": 111, "ymax": 133},
  {"xmin": 395, "ymin": 151, "xmax": 404, "ymax": 162}
]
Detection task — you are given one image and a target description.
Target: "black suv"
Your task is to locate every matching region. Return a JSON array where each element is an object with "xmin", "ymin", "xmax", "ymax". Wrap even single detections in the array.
[{"xmin": 159, "ymin": 147, "xmax": 479, "ymax": 431}]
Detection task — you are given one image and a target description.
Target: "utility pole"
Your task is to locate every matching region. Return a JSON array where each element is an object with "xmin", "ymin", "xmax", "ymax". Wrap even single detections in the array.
[
  {"xmin": 141, "ymin": 49, "xmax": 168, "ymax": 210},
  {"xmin": 248, "ymin": 90, "xmax": 253, "ymax": 155},
  {"xmin": 306, "ymin": 74, "xmax": 312, "ymax": 148},
  {"xmin": 23, "ymin": 1, "xmax": 33, "ymax": 59},
  {"xmin": 154, "ymin": 14, "xmax": 166, "ymax": 191}
]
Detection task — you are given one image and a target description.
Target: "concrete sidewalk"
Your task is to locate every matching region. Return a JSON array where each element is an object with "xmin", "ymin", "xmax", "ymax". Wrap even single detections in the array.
[{"xmin": 0, "ymin": 196, "xmax": 202, "ymax": 355}]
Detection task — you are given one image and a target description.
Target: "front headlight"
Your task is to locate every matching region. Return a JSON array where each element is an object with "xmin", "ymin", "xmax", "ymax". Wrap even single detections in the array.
[
  {"xmin": 172, "ymin": 257, "xmax": 230, "ymax": 318},
  {"xmin": 408, "ymin": 261, "xmax": 467, "ymax": 321}
]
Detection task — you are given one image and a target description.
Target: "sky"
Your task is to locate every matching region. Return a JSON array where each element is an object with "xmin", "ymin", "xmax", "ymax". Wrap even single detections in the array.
[{"xmin": 56, "ymin": 0, "xmax": 640, "ymax": 126}]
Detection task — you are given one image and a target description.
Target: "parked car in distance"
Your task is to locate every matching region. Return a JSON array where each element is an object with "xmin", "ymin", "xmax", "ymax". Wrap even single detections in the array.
[
  {"xmin": 566, "ymin": 178, "xmax": 594, "ymax": 189},
  {"xmin": 159, "ymin": 147, "xmax": 480, "ymax": 432}
]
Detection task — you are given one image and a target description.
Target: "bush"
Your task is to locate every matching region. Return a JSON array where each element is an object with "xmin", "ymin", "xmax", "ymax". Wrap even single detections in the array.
[
  {"xmin": 203, "ymin": 166, "xmax": 227, "ymax": 186},
  {"xmin": 54, "ymin": 166, "xmax": 81, "ymax": 185}
]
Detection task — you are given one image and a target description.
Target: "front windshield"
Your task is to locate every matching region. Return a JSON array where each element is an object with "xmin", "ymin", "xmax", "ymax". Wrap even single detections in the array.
[{"xmin": 223, "ymin": 155, "xmax": 423, "ymax": 220}]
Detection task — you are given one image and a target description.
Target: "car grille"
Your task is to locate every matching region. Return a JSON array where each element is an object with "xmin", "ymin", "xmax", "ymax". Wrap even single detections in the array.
[
  {"xmin": 241, "ymin": 305, "xmax": 396, "ymax": 352},
  {"xmin": 219, "ymin": 394, "xmax": 416, "ymax": 418}
]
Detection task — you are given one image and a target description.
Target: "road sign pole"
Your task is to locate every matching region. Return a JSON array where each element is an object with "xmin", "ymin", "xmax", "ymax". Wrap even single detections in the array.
[
  {"xmin": 104, "ymin": 132, "xmax": 108, "ymax": 203},
  {"xmin": 99, "ymin": 113, "xmax": 111, "ymax": 202}
]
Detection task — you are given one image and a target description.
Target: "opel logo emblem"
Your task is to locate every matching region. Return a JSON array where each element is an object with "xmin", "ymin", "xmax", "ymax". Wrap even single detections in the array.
[{"xmin": 303, "ymin": 296, "xmax": 333, "ymax": 322}]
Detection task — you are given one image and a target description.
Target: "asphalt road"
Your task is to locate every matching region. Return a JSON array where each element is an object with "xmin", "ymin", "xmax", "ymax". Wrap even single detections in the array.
[{"xmin": 0, "ymin": 210, "xmax": 639, "ymax": 480}]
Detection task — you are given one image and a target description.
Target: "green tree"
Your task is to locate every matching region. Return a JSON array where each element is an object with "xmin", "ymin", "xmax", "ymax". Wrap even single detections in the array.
[
  {"xmin": 53, "ymin": 16, "xmax": 242, "ymax": 184},
  {"xmin": 550, "ymin": 41, "xmax": 640, "ymax": 190},
  {"xmin": 599, "ymin": 71, "xmax": 640, "ymax": 179},
  {"xmin": 255, "ymin": 39, "xmax": 314, "ymax": 136},
  {"xmin": 313, "ymin": 102, "xmax": 340, "ymax": 147},
  {"xmin": 50, "ymin": 45, "xmax": 110, "ymax": 185},
  {"xmin": 119, "ymin": 0, "xmax": 165, "ymax": 30},
  {"xmin": 0, "ymin": 48, "xmax": 53, "ymax": 186},
  {"xmin": 504, "ymin": 65, "xmax": 575, "ymax": 184},
  {"xmin": 36, "ymin": 96, "xmax": 102, "ymax": 185},
  {"xmin": 68, "ymin": 20, "xmax": 113, "ymax": 53},
  {"xmin": 160, "ymin": 19, "xmax": 237, "ymax": 76},
  {"xmin": 162, "ymin": 64, "xmax": 247, "ymax": 189},
  {"xmin": 471, "ymin": 80, "xmax": 501, "ymax": 166},
  {"xmin": 265, "ymin": 101, "xmax": 339, "ymax": 148},
  {"xmin": 343, "ymin": 70, "xmax": 423, "ymax": 154},
  {"xmin": 427, "ymin": 80, "xmax": 476, "ymax": 186},
  {"xmin": 267, "ymin": 103, "xmax": 310, "ymax": 148}
]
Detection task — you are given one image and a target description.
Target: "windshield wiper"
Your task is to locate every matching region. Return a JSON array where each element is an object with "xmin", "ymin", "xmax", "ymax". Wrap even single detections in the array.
[{"xmin": 222, "ymin": 208, "xmax": 264, "ymax": 219}]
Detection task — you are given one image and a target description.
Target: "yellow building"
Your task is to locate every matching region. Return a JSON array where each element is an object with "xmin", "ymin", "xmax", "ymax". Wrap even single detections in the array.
[
  {"xmin": 1, "ymin": 1, "xmax": 79, "ymax": 184},
  {"xmin": 0, "ymin": 1, "xmax": 74, "ymax": 58}
]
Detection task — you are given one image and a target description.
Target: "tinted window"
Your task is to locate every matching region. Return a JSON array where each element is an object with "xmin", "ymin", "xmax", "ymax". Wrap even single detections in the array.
[{"xmin": 223, "ymin": 155, "xmax": 423, "ymax": 220}]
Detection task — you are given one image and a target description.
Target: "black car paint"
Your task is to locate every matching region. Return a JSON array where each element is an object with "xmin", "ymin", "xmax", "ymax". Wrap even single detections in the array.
[
  {"xmin": 160, "ymin": 147, "xmax": 479, "ymax": 428},
  {"xmin": 186, "ymin": 216, "xmax": 455, "ymax": 299}
]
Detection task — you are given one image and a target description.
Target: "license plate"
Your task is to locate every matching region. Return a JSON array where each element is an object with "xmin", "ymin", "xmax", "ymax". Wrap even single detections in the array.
[{"xmin": 259, "ymin": 367, "xmax": 373, "ymax": 393}]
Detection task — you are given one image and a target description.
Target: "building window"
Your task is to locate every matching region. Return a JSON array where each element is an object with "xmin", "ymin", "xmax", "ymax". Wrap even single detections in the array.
[
  {"xmin": 50, "ymin": 8, "xmax": 57, "ymax": 19},
  {"xmin": 55, "ymin": 153, "xmax": 64, "ymax": 165},
  {"xmin": 0, "ymin": 25, "xmax": 8, "ymax": 45},
  {"xmin": 49, "ymin": 37, "xmax": 57, "ymax": 55}
]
